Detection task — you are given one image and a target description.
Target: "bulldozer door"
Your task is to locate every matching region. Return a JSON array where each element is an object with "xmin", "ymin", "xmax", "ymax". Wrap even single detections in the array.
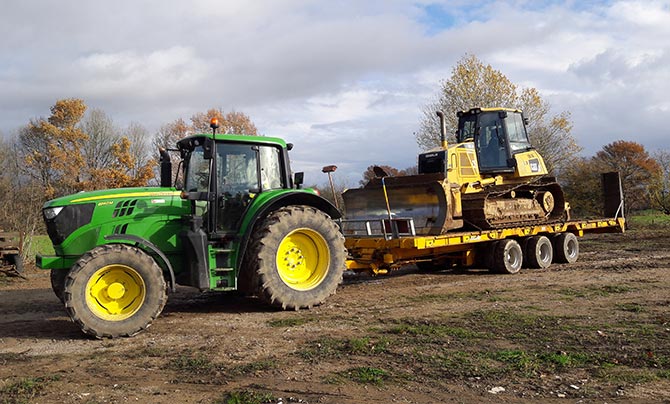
[{"xmin": 475, "ymin": 113, "xmax": 514, "ymax": 174}]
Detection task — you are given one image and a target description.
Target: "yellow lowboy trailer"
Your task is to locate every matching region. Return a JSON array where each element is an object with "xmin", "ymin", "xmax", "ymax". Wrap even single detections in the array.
[{"xmin": 344, "ymin": 217, "xmax": 625, "ymax": 275}]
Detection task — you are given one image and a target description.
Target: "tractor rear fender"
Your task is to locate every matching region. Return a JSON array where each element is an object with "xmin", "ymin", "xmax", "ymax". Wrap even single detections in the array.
[
  {"xmin": 238, "ymin": 191, "xmax": 341, "ymax": 273},
  {"xmin": 103, "ymin": 234, "xmax": 176, "ymax": 292}
]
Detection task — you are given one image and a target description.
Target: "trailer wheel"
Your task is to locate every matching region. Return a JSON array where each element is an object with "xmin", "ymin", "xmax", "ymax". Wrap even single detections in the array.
[
  {"xmin": 524, "ymin": 236, "xmax": 553, "ymax": 269},
  {"xmin": 553, "ymin": 232, "xmax": 579, "ymax": 264},
  {"xmin": 50, "ymin": 269, "xmax": 68, "ymax": 303},
  {"xmin": 492, "ymin": 239, "xmax": 523, "ymax": 274},
  {"xmin": 64, "ymin": 244, "xmax": 167, "ymax": 338},
  {"xmin": 248, "ymin": 206, "xmax": 346, "ymax": 310}
]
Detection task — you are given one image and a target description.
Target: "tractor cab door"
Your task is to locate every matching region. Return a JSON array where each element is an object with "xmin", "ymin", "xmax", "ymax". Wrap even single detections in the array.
[
  {"xmin": 214, "ymin": 142, "xmax": 286, "ymax": 234},
  {"xmin": 474, "ymin": 112, "xmax": 514, "ymax": 174},
  {"xmin": 181, "ymin": 139, "xmax": 287, "ymax": 236}
]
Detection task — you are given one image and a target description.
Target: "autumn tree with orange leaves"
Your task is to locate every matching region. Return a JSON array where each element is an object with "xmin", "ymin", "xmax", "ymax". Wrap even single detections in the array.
[
  {"xmin": 562, "ymin": 140, "xmax": 661, "ymax": 217},
  {"xmin": 19, "ymin": 98, "xmax": 155, "ymax": 199}
]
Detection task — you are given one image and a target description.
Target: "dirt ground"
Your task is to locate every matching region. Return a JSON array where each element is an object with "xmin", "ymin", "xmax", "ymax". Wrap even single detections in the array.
[{"xmin": 1, "ymin": 225, "xmax": 669, "ymax": 404}]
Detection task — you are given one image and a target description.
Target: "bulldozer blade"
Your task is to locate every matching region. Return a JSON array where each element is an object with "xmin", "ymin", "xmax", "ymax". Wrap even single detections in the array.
[{"xmin": 342, "ymin": 174, "xmax": 452, "ymax": 236}]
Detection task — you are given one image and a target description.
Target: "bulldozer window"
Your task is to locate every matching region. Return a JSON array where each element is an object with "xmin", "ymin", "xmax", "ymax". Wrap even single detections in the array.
[
  {"xmin": 457, "ymin": 114, "xmax": 477, "ymax": 143},
  {"xmin": 476, "ymin": 113, "xmax": 510, "ymax": 172},
  {"xmin": 505, "ymin": 112, "xmax": 531, "ymax": 153}
]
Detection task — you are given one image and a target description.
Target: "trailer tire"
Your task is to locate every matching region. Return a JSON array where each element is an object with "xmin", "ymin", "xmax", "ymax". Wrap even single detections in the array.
[
  {"xmin": 492, "ymin": 239, "xmax": 523, "ymax": 274},
  {"xmin": 525, "ymin": 236, "xmax": 553, "ymax": 269},
  {"xmin": 248, "ymin": 205, "xmax": 346, "ymax": 310},
  {"xmin": 64, "ymin": 244, "xmax": 167, "ymax": 338},
  {"xmin": 51, "ymin": 269, "xmax": 68, "ymax": 303},
  {"xmin": 553, "ymin": 232, "xmax": 579, "ymax": 264}
]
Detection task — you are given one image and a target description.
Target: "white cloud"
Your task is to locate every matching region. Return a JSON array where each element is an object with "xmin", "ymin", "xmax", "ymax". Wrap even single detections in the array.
[{"xmin": 0, "ymin": 0, "xmax": 669, "ymax": 184}]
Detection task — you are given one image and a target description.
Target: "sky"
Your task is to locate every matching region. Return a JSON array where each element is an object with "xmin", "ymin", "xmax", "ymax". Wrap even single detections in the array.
[{"xmin": 1, "ymin": 0, "xmax": 668, "ymax": 187}]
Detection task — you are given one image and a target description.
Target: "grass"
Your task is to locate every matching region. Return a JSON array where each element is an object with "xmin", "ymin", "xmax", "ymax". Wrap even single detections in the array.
[
  {"xmin": 628, "ymin": 210, "xmax": 670, "ymax": 228},
  {"xmin": 298, "ymin": 336, "xmax": 389, "ymax": 361},
  {"xmin": 214, "ymin": 390, "xmax": 276, "ymax": 404},
  {"xmin": 24, "ymin": 235, "xmax": 54, "ymax": 257},
  {"xmin": 558, "ymin": 284, "xmax": 633, "ymax": 299},
  {"xmin": 0, "ymin": 375, "xmax": 60, "ymax": 404},
  {"xmin": 339, "ymin": 367, "xmax": 389, "ymax": 385},
  {"xmin": 231, "ymin": 359, "xmax": 277, "ymax": 376},
  {"xmin": 388, "ymin": 319, "xmax": 487, "ymax": 341},
  {"xmin": 266, "ymin": 317, "xmax": 313, "ymax": 328}
]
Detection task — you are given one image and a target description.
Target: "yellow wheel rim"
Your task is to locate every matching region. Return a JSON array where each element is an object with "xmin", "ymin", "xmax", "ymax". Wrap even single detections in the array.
[
  {"xmin": 85, "ymin": 264, "xmax": 146, "ymax": 321},
  {"xmin": 276, "ymin": 228, "xmax": 330, "ymax": 291}
]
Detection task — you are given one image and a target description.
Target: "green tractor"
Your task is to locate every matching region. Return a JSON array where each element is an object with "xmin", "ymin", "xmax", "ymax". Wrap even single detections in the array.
[{"xmin": 38, "ymin": 120, "xmax": 346, "ymax": 338}]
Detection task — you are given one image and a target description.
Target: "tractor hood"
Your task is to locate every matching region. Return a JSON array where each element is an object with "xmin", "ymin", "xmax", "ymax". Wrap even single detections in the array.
[
  {"xmin": 42, "ymin": 187, "xmax": 189, "ymax": 255},
  {"xmin": 43, "ymin": 187, "xmax": 182, "ymax": 208}
]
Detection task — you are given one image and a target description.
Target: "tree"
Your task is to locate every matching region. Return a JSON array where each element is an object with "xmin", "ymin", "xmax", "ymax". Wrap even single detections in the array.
[
  {"xmin": 560, "ymin": 157, "xmax": 604, "ymax": 218},
  {"xmin": 81, "ymin": 108, "xmax": 117, "ymax": 172},
  {"xmin": 359, "ymin": 165, "xmax": 403, "ymax": 186},
  {"xmin": 124, "ymin": 122, "xmax": 154, "ymax": 180},
  {"xmin": 418, "ymin": 54, "xmax": 581, "ymax": 174},
  {"xmin": 21, "ymin": 99, "xmax": 156, "ymax": 199},
  {"xmin": 649, "ymin": 150, "xmax": 670, "ymax": 214},
  {"xmin": 90, "ymin": 137, "xmax": 155, "ymax": 189},
  {"xmin": 593, "ymin": 141, "xmax": 661, "ymax": 215},
  {"xmin": 562, "ymin": 140, "xmax": 660, "ymax": 218},
  {"xmin": 359, "ymin": 165, "xmax": 419, "ymax": 186},
  {"xmin": 20, "ymin": 98, "xmax": 88, "ymax": 198},
  {"xmin": 153, "ymin": 118, "xmax": 190, "ymax": 151},
  {"xmin": 190, "ymin": 108, "xmax": 259, "ymax": 136}
]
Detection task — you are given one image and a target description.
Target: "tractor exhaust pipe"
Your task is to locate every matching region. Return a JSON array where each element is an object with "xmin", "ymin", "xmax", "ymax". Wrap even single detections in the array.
[
  {"xmin": 159, "ymin": 148, "xmax": 172, "ymax": 188},
  {"xmin": 436, "ymin": 111, "xmax": 447, "ymax": 150}
]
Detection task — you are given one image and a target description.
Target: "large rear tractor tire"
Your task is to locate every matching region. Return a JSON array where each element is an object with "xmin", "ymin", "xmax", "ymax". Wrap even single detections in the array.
[
  {"xmin": 492, "ymin": 239, "xmax": 523, "ymax": 274},
  {"xmin": 51, "ymin": 269, "xmax": 68, "ymax": 303},
  {"xmin": 64, "ymin": 244, "xmax": 168, "ymax": 338},
  {"xmin": 524, "ymin": 236, "xmax": 553, "ymax": 269},
  {"xmin": 247, "ymin": 206, "xmax": 346, "ymax": 310},
  {"xmin": 553, "ymin": 232, "xmax": 579, "ymax": 264}
]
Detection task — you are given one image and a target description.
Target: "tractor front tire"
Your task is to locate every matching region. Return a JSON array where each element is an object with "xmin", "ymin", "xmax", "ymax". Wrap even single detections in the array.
[
  {"xmin": 248, "ymin": 206, "xmax": 346, "ymax": 310},
  {"xmin": 64, "ymin": 244, "xmax": 167, "ymax": 338}
]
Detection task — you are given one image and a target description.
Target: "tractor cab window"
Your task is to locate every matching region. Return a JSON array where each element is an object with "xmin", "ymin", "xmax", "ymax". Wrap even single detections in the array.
[
  {"xmin": 184, "ymin": 145, "xmax": 210, "ymax": 193},
  {"xmin": 475, "ymin": 113, "xmax": 511, "ymax": 172},
  {"xmin": 505, "ymin": 112, "xmax": 531, "ymax": 153},
  {"xmin": 259, "ymin": 146, "xmax": 284, "ymax": 190},
  {"xmin": 215, "ymin": 143, "xmax": 286, "ymax": 233}
]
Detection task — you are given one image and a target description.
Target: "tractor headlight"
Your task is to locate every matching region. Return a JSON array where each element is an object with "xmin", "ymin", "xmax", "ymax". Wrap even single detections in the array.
[{"xmin": 43, "ymin": 206, "xmax": 64, "ymax": 220}]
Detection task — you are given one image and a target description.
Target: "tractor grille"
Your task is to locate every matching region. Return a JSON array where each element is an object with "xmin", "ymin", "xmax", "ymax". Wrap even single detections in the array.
[
  {"xmin": 44, "ymin": 203, "xmax": 95, "ymax": 246},
  {"xmin": 113, "ymin": 199, "xmax": 139, "ymax": 217}
]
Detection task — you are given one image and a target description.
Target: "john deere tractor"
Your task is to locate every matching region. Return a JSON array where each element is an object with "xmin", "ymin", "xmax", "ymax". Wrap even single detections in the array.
[{"xmin": 39, "ymin": 120, "xmax": 346, "ymax": 338}]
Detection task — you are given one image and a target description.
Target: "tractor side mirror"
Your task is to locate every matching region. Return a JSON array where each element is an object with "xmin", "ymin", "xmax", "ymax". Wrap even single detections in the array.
[{"xmin": 294, "ymin": 172, "xmax": 304, "ymax": 189}]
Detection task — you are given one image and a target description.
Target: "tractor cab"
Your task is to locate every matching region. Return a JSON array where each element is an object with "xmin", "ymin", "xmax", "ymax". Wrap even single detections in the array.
[{"xmin": 176, "ymin": 129, "xmax": 293, "ymax": 237}]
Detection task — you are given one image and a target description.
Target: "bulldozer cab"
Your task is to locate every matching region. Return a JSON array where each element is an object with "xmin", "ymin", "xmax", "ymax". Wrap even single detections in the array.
[{"xmin": 458, "ymin": 108, "xmax": 532, "ymax": 174}]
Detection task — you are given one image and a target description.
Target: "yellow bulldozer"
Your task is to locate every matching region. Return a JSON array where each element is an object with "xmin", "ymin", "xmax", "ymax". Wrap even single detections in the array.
[{"xmin": 343, "ymin": 107, "xmax": 568, "ymax": 235}]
